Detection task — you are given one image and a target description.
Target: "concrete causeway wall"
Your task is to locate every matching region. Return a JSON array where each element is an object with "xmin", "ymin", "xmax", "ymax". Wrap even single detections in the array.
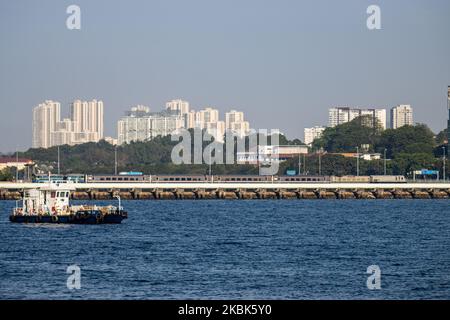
[{"xmin": 1, "ymin": 182, "xmax": 450, "ymax": 200}]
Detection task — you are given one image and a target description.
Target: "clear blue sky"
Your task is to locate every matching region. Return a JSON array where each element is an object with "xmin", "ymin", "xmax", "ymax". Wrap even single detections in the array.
[{"xmin": 1, "ymin": 0, "xmax": 449, "ymax": 152}]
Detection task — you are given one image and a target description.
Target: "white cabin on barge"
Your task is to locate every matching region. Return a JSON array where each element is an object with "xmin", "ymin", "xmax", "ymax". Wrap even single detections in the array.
[{"xmin": 16, "ymin": 183, "xmax": 76, "ymax": 216}]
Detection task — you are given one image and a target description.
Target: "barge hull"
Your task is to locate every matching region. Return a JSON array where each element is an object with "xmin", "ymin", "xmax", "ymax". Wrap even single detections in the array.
[{"xmin": 9, "ymin": 214, "xmax": 127, "ymax": 224}]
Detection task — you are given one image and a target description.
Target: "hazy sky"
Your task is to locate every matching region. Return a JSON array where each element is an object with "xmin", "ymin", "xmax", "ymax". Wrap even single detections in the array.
[{"xmin": 1, "ymin": 0, "xmax": 449, "ymax": 152}]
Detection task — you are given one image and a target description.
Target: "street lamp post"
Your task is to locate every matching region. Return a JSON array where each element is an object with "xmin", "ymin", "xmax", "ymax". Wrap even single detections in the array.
[
  {"xmin": 114, "ymin": 146, "xmax": 118, "ymax": 175},
  {"xmin": 209, "ymin": 149, "xmax": 213, "ymax": 180},
  {"xmin": 356, "ymin": 146, "xmax": 360, "ymax": 176},
  {"xmin": 443, "ymin": 146, "xmax": 446, "ymax": 182},
  {"xmin": 318, "ymin": 152, "xmax": 322, "ymax": 176},
  {"xmin": 298, "ymin": 155, "xmax": 301, "ymax": 175},
  {"xmin": 15, "ymin": 149, "xmax": 19, "ymax": 182},
  {"xmin": 209, "ymin": 159, "xmax": 212, "ymax": 177},
  {"xmin": 303, "ymin": 154, "xmax": 306, "ymax": 175},
  {"xmin": 384, "ymin": 148, "xmax": 387, "ymax": 176},
  {"xmin": 57, "ymin": 146, "xmax": 60, "ymax": 175}
]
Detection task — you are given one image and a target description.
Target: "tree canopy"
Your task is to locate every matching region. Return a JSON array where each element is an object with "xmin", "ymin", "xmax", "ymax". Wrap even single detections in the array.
[
  {"xmin": 313, "ymin": 115, "xmax": 383, "ymax": 152},
  {"xmin": 2, "ymin": 121, "xmax": 446, "ymax": 179}
]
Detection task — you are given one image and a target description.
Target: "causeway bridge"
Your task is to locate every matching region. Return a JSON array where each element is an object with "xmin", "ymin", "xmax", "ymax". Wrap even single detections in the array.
[{"xmin": 1, "ymin": 182, "xmax": 450, "ymax": 200}]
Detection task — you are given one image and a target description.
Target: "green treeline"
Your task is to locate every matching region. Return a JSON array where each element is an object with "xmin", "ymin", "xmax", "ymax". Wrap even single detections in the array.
[{"xmin": 1, "ymin": 118, "xmax": 448, "ymax": 180}]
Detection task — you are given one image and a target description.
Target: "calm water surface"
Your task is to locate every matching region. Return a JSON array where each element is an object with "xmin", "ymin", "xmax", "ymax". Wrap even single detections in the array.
[{"xmin": 0, "ymin": 200, "xmax": 449, "ymax": 299}]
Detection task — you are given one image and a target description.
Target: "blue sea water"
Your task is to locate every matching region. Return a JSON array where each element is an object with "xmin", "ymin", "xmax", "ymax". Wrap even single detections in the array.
[{"xmin": 0, "ymin": 200, "xmax": 449, "ymax": 300}]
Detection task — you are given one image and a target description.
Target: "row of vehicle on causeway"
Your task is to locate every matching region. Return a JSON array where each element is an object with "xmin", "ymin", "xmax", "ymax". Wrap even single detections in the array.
[{"xmin": 33, "ymin": 173, "xmax": 407, "ymax": 184}]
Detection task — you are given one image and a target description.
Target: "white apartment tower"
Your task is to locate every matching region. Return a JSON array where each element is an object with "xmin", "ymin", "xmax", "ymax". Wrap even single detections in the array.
[
  {"xmin": 225, "ymin": 110, "xmax": 250, "ymax": 137},
  {"xmin": 166, "ymin": 99, "xmax": 194, "ymax": 129},
  {"xmin": 205, "ymin": 121, "xmax": 226, "ymax": 143},
  {"xmin": 117, "ymin": 106, "xmax": 184, "ymax": 145},
  {"xmin": 186, "ymin": 110, "xmax": 196, "ymax": 129},
  {"xmin": 390, "ymin": 105, "xmax": 413, "ymax": 129},
  {"xmin": 195, "ymin": 108, "xmax": 219, "ymax": 128},
  {"xmin": 32, "ymin": 100, "xmax": 61, "ymax": 149},
  {"xmin": 304, "ymin": 126, "xmax": 326, "ymax": 146},
  {"xmin": 70, "ymin": 99, "xmax": 104, "ymax": 142},
  {"xmin": 448, "ymin": 86, "xmax": 450, "ymax": 156},
  {"xmin": 32, "ymin": 99, "xmax": 104, "ymax": 148},
  {"xmin": 193, "ymin": 107, "xmax": 224, "ymax": 142},
  {"xmin": 328, "ymin": 107, "xmax": 386, "ymax": 129},
  {"xmin": 166, "ymin": 99, "xmax": 190, "ymax": 115}
]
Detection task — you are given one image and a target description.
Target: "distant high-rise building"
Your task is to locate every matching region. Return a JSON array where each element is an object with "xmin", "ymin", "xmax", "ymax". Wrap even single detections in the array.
[
  {"xmin": 195, "ymin": 107, "xmax": 219, "ymax": 128},
  {"xmin": 390, "ymin": 105, "xmax": 413, "ymax": 129},
  {"xmin": 304, "ymin": 126, "xmax": 326, "ymax": 146},
  {"xmin": 32, "ymin": 100, "xmax": 61, "ymax": 148},
  {"xmin": 205, "ymin": 121, "xmax": 226, "ymax": 143},
  {"xmin": 32, "ymin": 99, "xmax": 104, "ymax": 149},
  {"xmin": 70, "ymin": 99, "xmax": 104, "ymax": 143},
  {"xmin": 166, "ymin": 99, "xmax": 190, "ymax": 115},
  {"xmin": 52, "ymin": 118, "xmax": 75, "ymax": 146},
  {"xmin": 117, "ymin": 106, "xmax": 184, "ymax": 145},
  {"xmin": 193, "ymin": 107, "xmax": 229, "ymax": 141},
  {"xmin": 225, "ymin": 110, "xmax": 250, "ymax": 137},
  {"xmin": 447, "ymin": 86, "xmax": 450, "ymax": 155},
  {"xmin": 225, "ymin": 109, "xmax": 245, "ymax": 125},
  {"xmin": 328, "ymin": 107, "xmax": 386, "ymax": 129},
  {"xmin": 166, "ymin": 99, "xmax": 194, "ymax": 129},
  {"xmin": 186, "ymin": 110, "xmax": 196, "ymax": 129},
  {"xmin": 328, "ymin": 107, "xmax": 352, "ymax": 127}
]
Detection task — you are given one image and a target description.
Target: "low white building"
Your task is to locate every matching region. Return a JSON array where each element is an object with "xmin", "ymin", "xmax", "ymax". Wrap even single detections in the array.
[
  {"xmin": 0, "ymin": 158, "xmax": 34, "ymax": 171},
  {"xmin": 103, "ymin": 136, "xmax": 118, "ymax": 145},
  {"xmin": 237, "ymin": 145, "xmax": 309, "ymax": 164},
  {"xmin": 360, "ymin": 153, "xmax": 381, "ymax": 161},
  {"xmin": 304, "ymin": 126, "xmax": 326, "ymax": 145}
]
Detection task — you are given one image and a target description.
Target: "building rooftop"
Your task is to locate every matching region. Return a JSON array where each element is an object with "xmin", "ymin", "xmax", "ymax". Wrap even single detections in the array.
[{"xmin": 0, "ymin": 158, "xmax": 33, "ymax": 164}]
